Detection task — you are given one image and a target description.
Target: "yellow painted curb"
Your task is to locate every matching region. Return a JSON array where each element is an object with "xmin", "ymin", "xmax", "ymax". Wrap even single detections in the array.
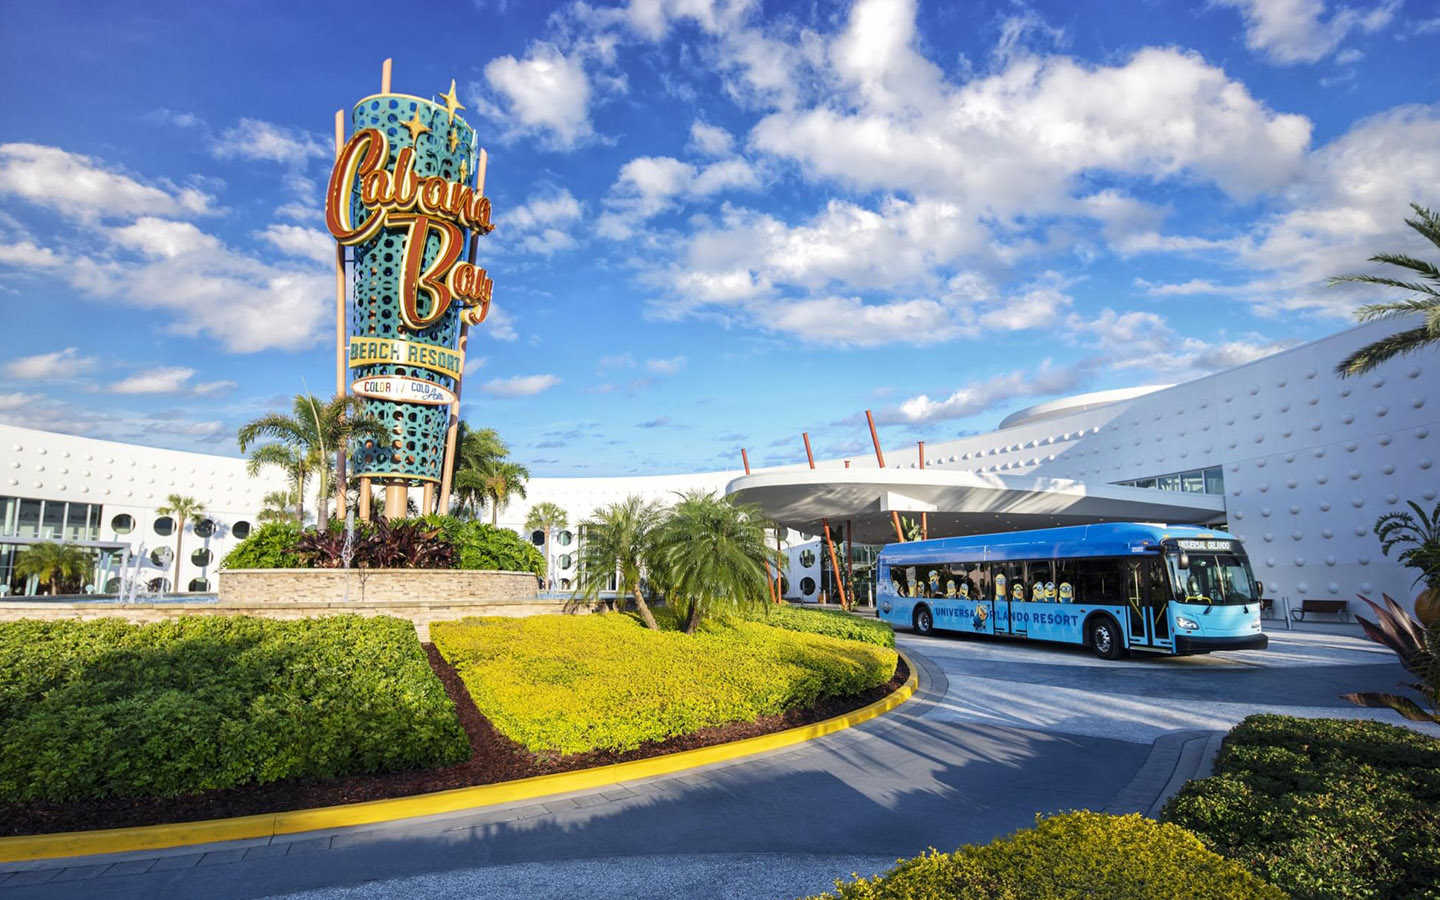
[{"xmin": 0, "ymin": 651, "xmax": 918, "ymax": 863}]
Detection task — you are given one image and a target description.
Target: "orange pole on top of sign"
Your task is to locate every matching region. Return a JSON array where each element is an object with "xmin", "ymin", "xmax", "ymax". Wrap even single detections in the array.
[{"xmin": 741, "ymin": 448, "xmax": 750, "ymax": 475}]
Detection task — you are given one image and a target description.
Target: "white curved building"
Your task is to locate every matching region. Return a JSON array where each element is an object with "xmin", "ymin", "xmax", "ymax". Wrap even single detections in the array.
[{"xmin": 2, "ymin": 319, "xmax": 1435, "ymax": 614}]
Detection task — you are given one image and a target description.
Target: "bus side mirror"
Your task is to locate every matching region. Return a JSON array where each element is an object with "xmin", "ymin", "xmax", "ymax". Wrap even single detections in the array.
[
  {"xmin": 1177, "ymin": 552, "xmax": 1190, "ymax": 570},
  {"xmin": 1256, "ymin": 581, "xmax": 1265, "ymax": 598}
]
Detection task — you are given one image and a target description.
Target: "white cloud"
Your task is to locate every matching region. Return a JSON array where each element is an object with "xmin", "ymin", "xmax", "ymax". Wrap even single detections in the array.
[
  {"xmin": 750, "ymin": 46, "xmax": 1312, "ymax": 206},
  {"xmin": 1134, "ymin": 278, "xmax": 1228, "ymax": 296},
  {"xmin": 2, "ymin": 347, "xmax": 98, "ymax": 380},
  {"xmin": 480, "ymin": 373, "xmax": 561, "ymax": 397},
  {"xmin": 110, "ymin": 217, "xmax": 219, "ymax": 258},
  {"xmin": 599, "ymin": 155, "xmax": 761, "ymax": 238},
  {"xmin": 481, "ymin": 43, "xmax": 594, "ymax": 148},
  {"xmin": 645, "ymin": 356, "xmax": 686, "ymax": 374},
  {"xmin": 213, "ymin": 119, "xmax": 328, "ymax": 167},
  {"xmin": 0, "ymin": 143, "xmax": 214, "ymax": 222},
  {"xmin": 881, "ymin": 362, "xmax": 1089, "ymax": 425},
  {"xmin": 0, "ymin": 392, "xmax": 38, "ymax": 411},
  {"xmin": 192, "ymin": 380, "xmax": 237, "ymax": 396},
  {"xmin": 464, "ymin": 356, "xmax": 488, "ymax": 376},
  {"xmin": 689, "ymin": 120, "xmax": 735, "ymax": 156},
  {"xmin": 1228, "ymin": 105, "xmax": 1440, "ymax": 316},
  {"xmin": 256, "ymin": 224, "xmax": 334, "ymax": 265},
  {"xmin": 976, "ymin": 284, "xmax": 1072, "ymax": 330},
  {"xmin": 763, "ymin": 295, "xmax": 959, "ymax": 347},
  {"xmin": 111, "ymin": 366, "xmax": 197, "ymax": 394},
  {"xmin": 0, "ymin": 240, "xmax": 64, "ymax": 268},
  {"xmin": 504, "ymin": 189, "xmax": 584, "ymax": 256},
  {"xmin": 1217, "ymin": 0, "xmax": 1399, "ymax": 64}
]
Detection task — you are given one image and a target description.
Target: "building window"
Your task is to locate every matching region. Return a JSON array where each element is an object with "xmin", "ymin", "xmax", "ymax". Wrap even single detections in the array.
[
  {"xmin": 232, "ymin": 520, "xmax": 251, "ymax": 539},
  {"xmin": 191, "ymin": 548, "xmax": 213, "ymax": 567},
  {"xmin": 150, "ymin": 547, "xmax": 172, "ymax": 567},
  {"xmin": 154, "ymin": 516, "xmax": 175, "ymax": 536},
  {"xmin": 188, "ymin": 578, "xmax": 210, "ymax": 592},
  {"xmin": 559, "ymin": 578, "xmax": 571, "ymax": 590},
  {"xmin": 800, "ymin": 549, "xmax": 817, "ymax": 567},
  {"xmin": 104, "ymin": 576, "xmax": 121, "ymax": 593},
  {"xmin": 530, "ymin": 530, "xmax": 545, "ymax": 546},
  {"xmin": 1204, "ymin": 467, "xmax": 1224, "ymax": 495},
  {"xmin": 800, "ymin": 576, "xmax": 817, "ymax": 596},
  {"xmin": 40, "ymin": 502, "xmax": 63, "ymax": 540},
  {"xmin": 557, "ymin": 530, "xmax": 573, "ymax": 547},
  {"xmin": 16, "ymin": 500, "xmax": 40, "ymax": 538},
  {"xmin": 557, "ymin": 554, "xmax": 573, "ymax": 570},
  {"xmin": 193, "ymin": 518, "xmax": 215, "ymax": 538},
  {"xmin": 112, "ymin": 513, "xmax": 135, "ymax": 534},
  {"xmin": 1115, "ymin": 466, "xmax": 1225, "ymax": 496}
]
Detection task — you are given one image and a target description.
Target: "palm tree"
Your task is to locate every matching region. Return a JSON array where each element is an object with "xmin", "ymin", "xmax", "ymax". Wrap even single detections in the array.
[
  {"xmin": 157, "ymin": 495, "xmax": 204, "ymax": 592},
  {"xmin": 448, "ymin": 423, "xmax": 511, "ymax": 518},
  {"xmin": 237, "ymin": 394, "xmax": 388, "ymax": 530},
  {"xmin": 654, "ymin": 490, "xmax": 784, "ymax": 634},
  {"xmin": 455, "ymin": 459, "xmax": 530, "ymax": 525},
  {"xmin": 575, "ymin": 495, "xmax": 663, "ymax": 630},
  {"xmin": 257, "ymin": 489, "xmax": 300, "ymax": 524},
  {"xmin": 1333, "ymin": 204, "xmax": 1440, "ymax": 377},
  {"xmin": 246, "ymin": 444, "xmax": 311, "ymax": 526},
  {"xmin": 14, "ymin": 542, "xmax": 93, "ymax": 595},
  {"xmin": 524, "ymin": 501, "xmax": 569, "ymax": 589}
]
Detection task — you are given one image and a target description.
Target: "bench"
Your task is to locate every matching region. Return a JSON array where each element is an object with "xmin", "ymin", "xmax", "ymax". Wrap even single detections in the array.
[
  {"xmin": 1291, "ymin": 598, "xmax": 1349, "ymax": 622},
  {"xmin": 1259, "ymin": 596, "xmax": 1275, "ymax": 619}
]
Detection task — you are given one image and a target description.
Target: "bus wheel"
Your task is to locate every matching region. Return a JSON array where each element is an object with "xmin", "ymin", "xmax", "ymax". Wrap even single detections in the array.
[
  {"xmin": 1089, "ymin": 616, "xmax": 1123, "ymax": 660},
  {"xmin": 914, "ymin": 605, "xmax": 934, "ymax": 636}
]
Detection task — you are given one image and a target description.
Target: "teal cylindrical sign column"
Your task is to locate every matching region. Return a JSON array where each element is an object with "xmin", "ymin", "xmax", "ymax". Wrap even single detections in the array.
[{"xmin": 324, "ymin": 82, "xmax": 494, "ymax": 487}]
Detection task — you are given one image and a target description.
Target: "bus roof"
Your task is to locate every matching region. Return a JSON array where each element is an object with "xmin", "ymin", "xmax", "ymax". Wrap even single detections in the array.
[{"xmin": 877, "ymin": 523, "xmax": 1235, "ymax": 566}]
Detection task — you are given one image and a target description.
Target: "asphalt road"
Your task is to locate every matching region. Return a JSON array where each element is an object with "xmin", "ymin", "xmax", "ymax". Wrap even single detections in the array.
[{"xmin": 2, "ymin": 627, "xmax": 1421, "ymax": 900}]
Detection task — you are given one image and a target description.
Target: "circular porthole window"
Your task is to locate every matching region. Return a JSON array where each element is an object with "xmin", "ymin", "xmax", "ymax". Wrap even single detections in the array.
[
  {"xmin": 800, "ymin": 549, "xmax": 817, "ymax": 567},
  {"xmin": 151, "ymin": 547, "xmax": 172, "ymax": 566},
  {"xmin": 193, "ymin": 519, "xmax": 215, "ymax": 538},
  {"xmin": 560, "ymin": 579, "xmax": 571, "ymax": 590},
  {"xmin": 188, "ymin": 578, "xmax": 210, "ymax": 592},
  {"xmin": 111, "ymin": 514, "xmax": 135, "ymax": 534},
  {"xmin": 800, "ymin": 577, "xmax": 817, "ymax": 596},
  {"xmin": 530, "ymin": 530, "xmax": 545, "ymax": 546},
  {"xmin": 558, "ymin": 554, "xmax": 573, "ymax": 570},
  {"xmin": 191, "ymin": 548, "xmax": 213, "ymax": 566},
  {"xmin": 153, "ymin": 516, "xmax": 175, "ymax": 536},
  {"xmin": 232, "ymin": 520, "xmax": 251, "ymax": 539},
  {"xmin": 104, "ymin": 577, "xmax": 121, "ymax": 593},
  {"xmin": 146, "ymin": 577, "xmax": 169, "ymax": 592},
  {"xmin": 557, "ymin": 530, "xmax": 573, "ymax": 546}
]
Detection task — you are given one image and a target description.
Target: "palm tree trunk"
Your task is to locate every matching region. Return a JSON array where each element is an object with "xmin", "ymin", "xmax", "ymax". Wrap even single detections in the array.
[
  {"xmin": 296, "ymin": 474, "xmax": 306, "ymax": 527},
  {"xmin": 491, "ymin": 500, "xmax": 498, "ymax": 526},
  {"xmin": 317, "ymin": 495, "xmax": 331, "ymax": 532},
  {"xmin": 631, "ymin": 586, "xmax": 660, "ymax": 630},
  {"xmin": 173, "ymin": 516, "xmax": 184, "ymax": 593},
  {"xmin": 683, "ymin": 596, "xmax": 702, "ymax": 634}
]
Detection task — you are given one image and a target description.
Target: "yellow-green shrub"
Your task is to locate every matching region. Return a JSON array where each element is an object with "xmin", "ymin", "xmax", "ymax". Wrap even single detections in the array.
[
  {"xmin": 0, "ymin": 615, "xmax": 469, "ymax": 802},
  {"xmin": 806, "ymin": 812, "xmax": 1287, "ymax": 900},
  {"xmin": 432, "ymin": 613, "xmax": 897, "ymax": 754}
]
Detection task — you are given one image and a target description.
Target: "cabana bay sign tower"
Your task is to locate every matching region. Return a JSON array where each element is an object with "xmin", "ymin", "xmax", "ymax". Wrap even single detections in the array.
[{"xmin": 324, "ymin": 60, "xmax": 496, "ymax": 519}]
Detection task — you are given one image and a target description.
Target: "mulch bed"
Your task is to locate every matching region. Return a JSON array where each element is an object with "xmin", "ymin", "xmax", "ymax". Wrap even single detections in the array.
[{"xmin": 1, "ymin": 645, "xmax": 908, "ymax": 837}]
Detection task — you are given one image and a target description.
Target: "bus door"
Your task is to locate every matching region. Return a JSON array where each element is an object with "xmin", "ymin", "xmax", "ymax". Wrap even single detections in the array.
[
  {"xmin": 994, "ymin": 561, "xmax": 1025, "ymax": 636},
  {"xmin": 1122, "ymin": 559, "xmax": 1174, "ymax": 650}
]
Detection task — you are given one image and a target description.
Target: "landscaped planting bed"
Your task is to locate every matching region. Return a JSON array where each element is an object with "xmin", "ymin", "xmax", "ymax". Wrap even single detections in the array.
[
  {"xmin": 432, "ymin": 611, "xmax": 899, "ymax": 754},
  {"xmin": 804, "ymin": 811, "xmax": 1285, "ymax": 899},
  {"xmin": 1162, "ymin": 714, "xmax": 1440, "ymax": 900},
  {"xmin": 1, "ymin": 610, "xmax": 906, "ymax": 836},
  {"xmin": 742, "ymin": 605, "xmax": 895, "ymax": 648},
  {"xmin": 0, "ymin": 616, "xmax": 469, "ymax": 805}
]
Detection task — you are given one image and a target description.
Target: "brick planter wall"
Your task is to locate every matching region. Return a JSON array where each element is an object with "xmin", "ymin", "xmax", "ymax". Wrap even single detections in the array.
[{"xmin": 217, "ymin": 568, "xmax": 542, "ymax": 605}]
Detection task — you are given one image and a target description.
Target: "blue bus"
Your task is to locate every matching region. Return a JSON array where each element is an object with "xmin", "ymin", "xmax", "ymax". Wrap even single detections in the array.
[{"xmin": 876, "ymin": 523, "xmax": 1267, "ymax": 659}]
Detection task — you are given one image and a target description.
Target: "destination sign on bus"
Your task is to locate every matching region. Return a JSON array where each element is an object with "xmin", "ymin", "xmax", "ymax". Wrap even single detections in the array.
[{"xmin": 1175, "ymin": 539, "xmax": 1235, "ymax": 552}]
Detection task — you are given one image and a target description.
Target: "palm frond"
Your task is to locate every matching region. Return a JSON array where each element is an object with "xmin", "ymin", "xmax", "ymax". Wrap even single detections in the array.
[
  {"xmin": 1339, "ymin": 692, "xmax": 1439, "ymax": 724},
  {"xmin": 1333, "ymin": 325, "xmax": 1432, "ymax": 377}
]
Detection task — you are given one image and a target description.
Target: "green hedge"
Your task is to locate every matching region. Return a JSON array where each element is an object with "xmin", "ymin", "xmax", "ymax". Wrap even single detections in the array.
[
  {"xmin": 740, "ymin": 605, "xmax": 895, "ymax": 648},
  {"xmin": 220, "ymin": 516, "xmax": 544, "ymax": 579},
  {"xmin": 419, "ymin": 516, "xmax": 545, "ymax": 578},
  {"xmin": 1162, "ymin": 715, "xmax": 1440, "ymax": 900},
  {"xmin": 220, "ymin": 522, "xmax": 303, "ymax": 569},
  {"xmin": 0, "ymin": 616, "xmax": 469, "ymax": 803},
  {"xmin": 432, "ymin": 613, "xmax": 897, "ymax": 755},
  {"xmin": 806, "ymin": 811, "xmax": 1285, "ymax": 900}
]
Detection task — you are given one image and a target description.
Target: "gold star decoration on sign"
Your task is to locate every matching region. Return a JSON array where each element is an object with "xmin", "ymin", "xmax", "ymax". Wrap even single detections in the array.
[
  {"xmin": 438, "ymin": 78, "xmax": 465, "ymax": 124},
  {"xmin": 401, "ymin": 109, "xmax": 429, "ymax": 141},
  {"xmin": 448, "ymin": 128, "xmax": 459, "ymax": 153},
  {"xmin": 459, "ymin": 157, "xmax": 469, "ymax": 183}
]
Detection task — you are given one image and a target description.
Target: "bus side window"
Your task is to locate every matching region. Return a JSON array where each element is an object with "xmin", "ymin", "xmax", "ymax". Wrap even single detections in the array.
[
  {"xmin": 966, "ymin": 563, "xmax": 989, "ymax": 602},
  {"xmin": 1055, "ymin": 558, "xmax": 1075, "ymax": 602},
  {"xmin": 1071, "ymin": 557, "xmax": 1122, "ymax": 604},
  {"xmin": 905, "ymin": 566, "xmax": 919, "ymax": 598},
  {"xmin": 1026, "ymin": 560, "xmax": 1054, "ymax": 602}
]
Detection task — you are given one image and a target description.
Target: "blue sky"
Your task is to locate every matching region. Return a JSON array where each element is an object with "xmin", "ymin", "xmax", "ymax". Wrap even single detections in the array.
[{"xmin": 1, "ymin": 0, "xmax": 1437, "ymax": 475}]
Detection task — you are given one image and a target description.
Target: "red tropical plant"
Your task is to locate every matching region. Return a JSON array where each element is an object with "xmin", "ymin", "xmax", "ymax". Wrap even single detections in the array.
[{"xmin": 1341, "ymin": 593, "xmax": 1440, "ymax": 724}]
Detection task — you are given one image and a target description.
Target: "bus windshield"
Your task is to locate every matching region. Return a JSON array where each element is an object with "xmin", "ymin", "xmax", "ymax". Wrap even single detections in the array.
[{"xmin": 1167, "ymin": 553, "xmax": 1260, "ymax": 606}]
